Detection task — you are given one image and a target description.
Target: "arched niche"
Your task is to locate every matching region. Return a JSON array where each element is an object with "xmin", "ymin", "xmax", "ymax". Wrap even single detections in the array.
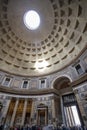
[{"xmin": 53, "ymin": 76, "xmax": 71, "ymax": 90}]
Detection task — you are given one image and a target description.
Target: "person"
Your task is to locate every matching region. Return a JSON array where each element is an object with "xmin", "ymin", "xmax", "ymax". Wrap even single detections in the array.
[
  {"xmin": 32, "ymin": 124, "xmax": 36, "ymax": 130},
  {"xmin": 4, "ymin": 123, "xmax": 9, "ymax": 130},
  {"xmin": 0, "ymin": 124, "xmax": 4, "ymax": 130},
  {"xmin": 27, "ymin": 125, "xmax": 31, "ymax": 130},
  {"xmin": 61, "ymin": 124, "xmax": 68, "ymax": 130},
  {"xmin": 21, "ymin": 126, "xmax": 23, "ymax": 130}
]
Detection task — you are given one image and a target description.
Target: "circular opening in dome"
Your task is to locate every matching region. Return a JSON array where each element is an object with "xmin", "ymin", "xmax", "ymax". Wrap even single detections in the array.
[{"xmin": 24, "ymin": 10, "xmax": 40, "ymax": 30}]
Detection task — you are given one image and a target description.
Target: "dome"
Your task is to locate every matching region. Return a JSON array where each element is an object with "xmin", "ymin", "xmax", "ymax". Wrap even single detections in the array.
[{"xmin": 0, "ymin": 0, "xmax": 87, "ymax": 76}]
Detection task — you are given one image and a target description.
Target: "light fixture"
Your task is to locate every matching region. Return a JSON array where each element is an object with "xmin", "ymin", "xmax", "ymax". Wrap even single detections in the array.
[{"xmin": 24, "ymin": 10, "xmax": 40, "ymax": 30}]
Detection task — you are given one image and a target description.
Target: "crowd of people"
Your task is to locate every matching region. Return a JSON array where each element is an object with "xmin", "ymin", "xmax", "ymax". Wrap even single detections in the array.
[{"xmin": 0, "ymin": 123, "xmax": 87, "ymax": 130}]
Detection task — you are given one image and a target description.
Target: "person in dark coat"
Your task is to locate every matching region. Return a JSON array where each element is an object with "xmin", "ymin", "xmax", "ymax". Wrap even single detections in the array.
[
  {"xmin": 0, "ymin": 124, "xmax": 4, "ymax": 130},
  {"xmin": 32, "ymin": 125, "xmax": 36, "ymax": 130}
]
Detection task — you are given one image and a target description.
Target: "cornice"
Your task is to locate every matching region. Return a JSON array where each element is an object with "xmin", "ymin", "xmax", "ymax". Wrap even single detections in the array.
[
  {"xmin": 71, "ymin": 73, "xmax": 87, "ymax": 87},
  {"xmin": 0, "ymin": 86, "xmax": 59, "ymax": 96}
]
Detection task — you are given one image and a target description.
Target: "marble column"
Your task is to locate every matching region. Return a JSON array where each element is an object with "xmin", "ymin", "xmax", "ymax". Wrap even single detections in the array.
[
  {"xmin": 60, "ymin": 96, "xmax": 65, "ymax": 124},
  {"xmin": 52, "ymin": 99, "xmax": 55, "ymax": 119},
  {"xmin": 10, "ymin": 99, "xmax": 19, "ymax": 127},
  {"xmin": 30, "ymin": 100, "xmax": 35, "ymax": 124},
  {"xmin": 0, "ymin": 97, "xmax": 11, "ymax": 124},
  {"xmin": 36, "ymin": 109, "xmax": 38, "ymax": 125},
  {"xmin": 21, "ymin": 99, "xmax": 27, "ymax": 126},
  {"xmin": 45, "ymin": 109, "xmax": 47, "ymax": 125}
]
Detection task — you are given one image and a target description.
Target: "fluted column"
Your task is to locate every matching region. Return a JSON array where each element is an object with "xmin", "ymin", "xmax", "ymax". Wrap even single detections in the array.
[
  {"xmin": 21, "ymin": 99, "xmax": 27, "ymax": 126},
  {"xmin": 0, "ymin": 97, "xmax": 11, "ymax": 124},
  {"xmin": 45, "ymin": 109, "xmax": 47, "ymax": 125},
  {"xmin": 60, "ymin": 96, "xmax": 65, "ymax": 124},
  {"xmin": 52, "ymin": 99, "xmax": 55, "ymax": 119},
  {"xmin": 10, "ymin": 98, "xmax": 19, "ymax": 127},
  {"xmin": 36, "ymin": 109, "xmax": 38, "ymax": 125},
  {"xmin": 30, "ymin": 100, "xmax": 35, "ymax": 124}
]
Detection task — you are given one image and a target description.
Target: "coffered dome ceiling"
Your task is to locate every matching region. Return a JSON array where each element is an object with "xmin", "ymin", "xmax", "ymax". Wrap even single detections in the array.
[{"xmin": 0, "ymin": 0, "xmax": 87, "ymax": 76}]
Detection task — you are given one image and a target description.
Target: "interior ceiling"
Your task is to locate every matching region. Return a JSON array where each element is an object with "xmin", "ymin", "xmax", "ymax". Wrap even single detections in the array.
[{"xmin": 0, "ymin": 0, "xmax": 87, "ymax": 76}]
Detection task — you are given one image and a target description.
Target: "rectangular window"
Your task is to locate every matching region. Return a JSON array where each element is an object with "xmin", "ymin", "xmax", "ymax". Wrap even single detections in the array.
[
  {"xmin": 75, "ymin": 64, "xmax": 83, "ymax": 75},
  {"xmin": 22, "ymin": 80, "xmax": 28, "ymax": 88},
  {"xmin": 41, "ymin": 80, "xmax": 45, "ymax": 88},
  {"xmin": 63, "ymin": 94, "xmax": 76, "ymax": 105},
  {"xmin": 3, "ymin": 77, "xmax": 11, "ymax": 86}
]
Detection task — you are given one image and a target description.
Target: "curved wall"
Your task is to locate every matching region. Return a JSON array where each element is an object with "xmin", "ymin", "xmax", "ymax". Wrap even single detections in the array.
[
  {"xmin": 0, "ymin": 49, "xmax": 86, "ymax": 96},
  {"xmin": 0, "ymin": 50, "xmax": 87, "ymax": 127}
]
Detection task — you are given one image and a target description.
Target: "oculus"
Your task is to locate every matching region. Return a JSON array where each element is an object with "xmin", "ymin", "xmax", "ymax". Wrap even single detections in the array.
[{"xmin": 24, "ymin": 10, "xmax": 40, "ymax": 30}]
